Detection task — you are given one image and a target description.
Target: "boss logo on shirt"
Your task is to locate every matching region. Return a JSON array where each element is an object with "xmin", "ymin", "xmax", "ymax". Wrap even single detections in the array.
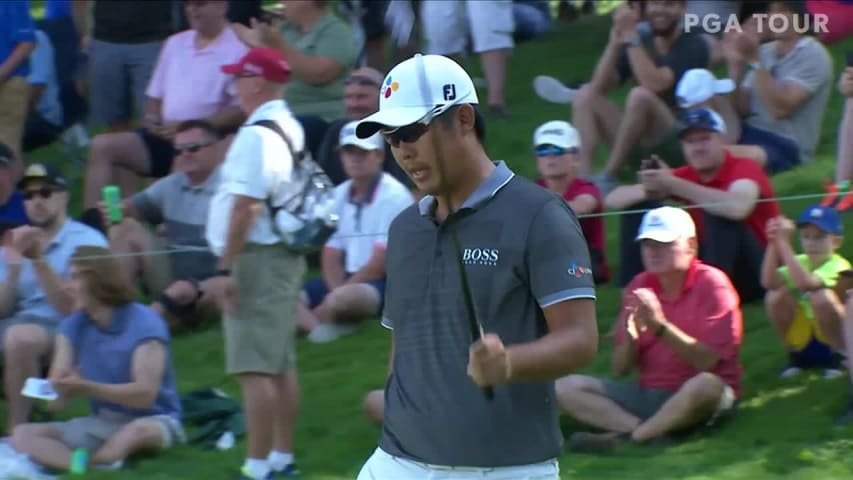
[{"xmin": 462, "ymin": 248, "xmax": 500, "ymax": 266}]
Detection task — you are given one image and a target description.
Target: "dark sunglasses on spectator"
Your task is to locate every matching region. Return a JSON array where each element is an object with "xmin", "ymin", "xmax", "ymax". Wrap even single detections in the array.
[
  {"xmin": 344, "ymin": 75, "xmax": 380, "ymax": 87},
  {"xmin": 174, "ymin": 142, "xmax": 214, "ymax": 155},
  {"xmin": 535, "ymin": 145, "xmax": 578, "ymax": 156},
  {"xmin": 381, "ymin": 123, "xmax": 431, "ymax": 148},
  {"xmin": 23, "ymin": 187, "xmax": 61, "ymax": 201}
]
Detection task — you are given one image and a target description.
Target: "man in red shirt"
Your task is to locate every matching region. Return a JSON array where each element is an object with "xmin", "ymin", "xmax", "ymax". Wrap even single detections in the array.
[
  {"xmin": 606, "ymin": 107, "xmax": 780, "ymax": 302},
  {"xmin": 556, "ymin": 206, "xmax": 741, "ymax": 452},
  {"xmin": 533, "ymin": 120, "xmax": 609, "ymax": 283}
]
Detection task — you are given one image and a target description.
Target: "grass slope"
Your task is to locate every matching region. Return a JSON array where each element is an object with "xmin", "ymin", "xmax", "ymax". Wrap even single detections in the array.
[{"xmin": 21, "ymin": 15, "xmax": 853, "ymax": 480}]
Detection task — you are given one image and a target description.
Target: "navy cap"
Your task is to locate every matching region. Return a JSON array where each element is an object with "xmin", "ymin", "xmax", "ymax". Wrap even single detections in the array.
[
  {"xmin": 18, "ymin": 163, "xmax": 68, "ymax": 190},
  {"xmin": 797, "ymin": 204, "xmax": 842, "ymax": 234},
  {"xmin": 676, "ymin": 108, "xmax": 726, "ymax": 138}
]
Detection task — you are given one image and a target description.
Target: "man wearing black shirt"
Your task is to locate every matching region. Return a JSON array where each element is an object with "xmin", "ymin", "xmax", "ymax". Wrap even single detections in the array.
[
  {"xmin": 571, "ymin": 0, "xmax": 710, "ymax": 194},
  {"xmin": 75, "ymin": 0, "xmax": 173, "ymax": 131}
]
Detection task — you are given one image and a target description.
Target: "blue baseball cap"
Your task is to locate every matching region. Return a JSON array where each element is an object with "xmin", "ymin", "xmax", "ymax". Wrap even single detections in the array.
[
  {"xmin": 797, "ymin": 205, "xmax": 843, "ymax": 234},
  {"xmin": 676, "ymin": 107, "xmax": 726, "ymax": 138}
]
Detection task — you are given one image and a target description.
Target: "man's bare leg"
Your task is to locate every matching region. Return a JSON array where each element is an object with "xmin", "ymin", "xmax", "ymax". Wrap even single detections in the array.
[
  {"xmin": 602, "ymin": 86, "xmax": 674, "ymax": 179},
  {"xmin": 556, "ymin": 375, "xmax": 641, "ymax": 433},
  {"xmin": 480, "ymin": 48, "xmax": 510, "ymax": 110},
  {"xmin": 271, "ymin": 369, "xmax": 300, "ymax": 469},
  {"xmin": 4, "ymin": 325, "xmax": 50, "ymax": 433},
  {"xmin": 837, "ymin": 99, "xmax": 853, "ymax": 183},
  {"xmin": 237, "ymin": 373, "xmax": 276, "ymax": 463},
  {"xmin": 84, "ymin": 132, "xmax": 152, "ymax": 208},
  {"xmin": 571, "ymin": 85, "xmax": 623, "ymax": 175},
  {"xmin": 631, "ymin": 373, "xmax": 725, "ymax": 442},
  {"xmin": 108, "ymin": 219, "xmax": 171, "ymax": 293}
]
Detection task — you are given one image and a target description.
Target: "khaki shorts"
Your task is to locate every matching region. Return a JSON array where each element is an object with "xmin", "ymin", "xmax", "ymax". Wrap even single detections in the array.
[
  {"xmin": 50, "ymin": 410, "xmax": 186, "ymax": 452},
  {"xmin": 0, "ymin": 76, "xmax": 29, "ymax": 158},
  {"xmin": 224, "ymin": 244, "xmax": 305, "ymax": 375}
]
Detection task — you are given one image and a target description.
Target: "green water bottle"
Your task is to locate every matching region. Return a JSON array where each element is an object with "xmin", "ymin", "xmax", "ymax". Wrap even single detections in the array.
[
  {"xmin": 102, "ymin": 185, "xmax": 123, "ymax": 224},
  {"xmin": 70, "ymin": 448, "xmax": 88, "ymax": 474}
]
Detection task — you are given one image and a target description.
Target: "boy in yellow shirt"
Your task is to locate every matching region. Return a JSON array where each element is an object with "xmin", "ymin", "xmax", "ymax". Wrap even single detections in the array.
[{"xmin": 762, "ymin": 205, "xmax": 850, "ymax": 378}]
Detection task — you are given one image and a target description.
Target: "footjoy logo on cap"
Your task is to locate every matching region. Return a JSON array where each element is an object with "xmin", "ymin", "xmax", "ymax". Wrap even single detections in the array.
[{"xmin": 384, "ymin": 76, "xmax": 400, "ymax": 99}]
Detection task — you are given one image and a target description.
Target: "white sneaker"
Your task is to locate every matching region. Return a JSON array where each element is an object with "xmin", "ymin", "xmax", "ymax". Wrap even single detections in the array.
[
  {"xmin": 780, "ymin": 366, "xmax": 803, "ymax": 378},
  {"xmin": 824, "ymin": 368, "xmax": 845, "ymax": 380},
  {"xmin": 307, "ymin": 323, "xmax": 359, "ymax": 344},
  {"xmin": 533, "ymin": 75, "xmax": 580, "ymax": 105}
]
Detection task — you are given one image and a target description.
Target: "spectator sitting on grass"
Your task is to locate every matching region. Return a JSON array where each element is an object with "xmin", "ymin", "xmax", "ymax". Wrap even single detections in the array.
[
  {"xmin": 0, "ymin": 164, "xmax": 107, "ymax": 434},
  {"xmin": 98, "ymin": 120, "xmax": 224, "ymax": 330},
  {"xmin": 82, "ymin": 0, "xmax": 247, "ymax": 209},
  {"xmin": 313, "ymin": 67, "xmax": 412, "ymax": 190},
  {"xmin": 605, "ymin": 108, "xmax": 780, "ymax": 302},
  {"xmin": 762, "ymin": 207, "xmax": 849, "ymax": 379},
  {"xmin": 299, "ymin": 122, "xmax": 413, "ymax": 344},
  {"xmin": 532, "ymin": 120, "xmax": 609, "ymax": 284},
  {"xmin": 721, "ymin": 0, "xmax": 833, "ymax": 174},
  {"xmin": 11, "ymin": 246, "xmax": 184, "ymax": 475},
  {"xmin": 535, "ymin": 0, "xmax": 711, "ymax": 192},
  {"xmin": 557, "ymin": 206, "xmax": 741, "ymax": 453}
]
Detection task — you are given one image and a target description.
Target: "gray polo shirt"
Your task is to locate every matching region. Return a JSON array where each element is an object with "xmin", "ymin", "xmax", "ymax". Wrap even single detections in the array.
[
  {"xmin": 130, "ymin": 168, "xmax": 220, "ymax": 280},
  {"xmin": 380, "ymin": 161, "xmax": 596, "ymax": 468},
  {"xmin": 743, "ymin": 36, "xmax": 832, "ymax": 164}
]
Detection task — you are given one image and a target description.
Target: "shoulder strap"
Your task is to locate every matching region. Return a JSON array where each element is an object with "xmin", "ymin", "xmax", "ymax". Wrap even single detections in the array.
[{"xmin": 249, "ymin": 119, "xmax": 305, "ymax": 163}]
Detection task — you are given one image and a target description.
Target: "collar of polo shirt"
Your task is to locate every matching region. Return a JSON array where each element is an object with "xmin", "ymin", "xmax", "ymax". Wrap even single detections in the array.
[{"xmin": 418, "ymin": 162, "xmax": 514, "ymax": 217}]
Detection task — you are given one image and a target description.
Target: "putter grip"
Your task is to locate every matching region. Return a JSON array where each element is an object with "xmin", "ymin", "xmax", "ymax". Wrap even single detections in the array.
[{"xmin": 102, "ymin": 186, "xmax": 123, "ymax": 223}]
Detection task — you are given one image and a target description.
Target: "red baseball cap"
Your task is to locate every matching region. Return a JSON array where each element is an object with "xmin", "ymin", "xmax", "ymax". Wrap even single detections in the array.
[{"xmin": 221, "ymin": 47, "xmax": 291, "ymax": 84}]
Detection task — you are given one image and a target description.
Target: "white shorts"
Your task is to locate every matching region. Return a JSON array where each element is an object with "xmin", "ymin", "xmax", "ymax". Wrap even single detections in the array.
[
  {"xmin": 420, "ymin": 0, "xmax": 515, "ymax": 55},
  {"xmin": 356, "ymin": 447, "xmax": 559, "ymax": 480}
]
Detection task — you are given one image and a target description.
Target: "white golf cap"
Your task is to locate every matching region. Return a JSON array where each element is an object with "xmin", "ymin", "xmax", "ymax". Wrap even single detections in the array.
[
  {"xmin": 533, "ymin": 120, "xmax": 581, "ymax": 149},
  {"xmin": 636, "ymin": 206, "xmax": 697, "ymax": 243},
  {"xmin": 355, "ymin": 54, "xmax": 479, "ymax": 138},
  {"xmin": 675, "ymin": 68, "xmax": 735, "ymax": 109},
  {"xmin": 339, "ymin": 120, "xmax": 384, "ymax": 150}
]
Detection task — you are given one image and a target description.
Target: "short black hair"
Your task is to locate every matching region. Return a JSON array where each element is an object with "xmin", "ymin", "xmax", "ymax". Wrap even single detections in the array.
[
  {"xmin": 176, "ymin": 119, "xmax": 222, "ymax": 140},
  {"xmin": 436, "ymin": 104, "xmax": 486, "ymax": 142}
]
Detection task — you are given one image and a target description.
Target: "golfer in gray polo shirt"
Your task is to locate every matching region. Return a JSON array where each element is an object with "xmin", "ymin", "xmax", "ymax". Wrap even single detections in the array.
[{"xmin": 353, "ymin": 54, "xmax": 599, "ymax": 479}]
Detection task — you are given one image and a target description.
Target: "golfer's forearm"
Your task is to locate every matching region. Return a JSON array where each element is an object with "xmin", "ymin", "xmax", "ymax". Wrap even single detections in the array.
[{"xmin": 508, "ymin": 330, "xmax": 598, "ymax": 381}]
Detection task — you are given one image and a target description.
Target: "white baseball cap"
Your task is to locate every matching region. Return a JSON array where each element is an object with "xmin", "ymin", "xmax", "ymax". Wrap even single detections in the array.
[
  {"xmin": 675, "ymin": 69, "xmax": 735, "ymax": 109},
  {"xmin": 636, "ymin": 206, "xmax": 697, "ymax": 243},
  {"xmin": 355, "ymin": 54, "xmax": 479, "ymax": 139},
  {"xmin": 339, "ymin": 120, "xmax": 384, "ymax": 151},
  {"xmin": 533, "ymin": 120, "xmax": 581, "ymax": 149}
]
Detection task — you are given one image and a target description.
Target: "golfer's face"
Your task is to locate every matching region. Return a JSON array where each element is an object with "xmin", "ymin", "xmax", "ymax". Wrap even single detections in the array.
[{"xmin": 384, "ymin": 122, "xmax": 444, "ymax": 195}]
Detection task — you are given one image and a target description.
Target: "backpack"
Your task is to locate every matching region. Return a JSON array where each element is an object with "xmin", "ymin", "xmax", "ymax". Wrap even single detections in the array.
[
  {"xmin": 180, "ymin": 387, "xmax": 245, "ymax": 449},
  {"xmin": 250, "ymin": 120, "xmax": 339, "ymax": 255}
]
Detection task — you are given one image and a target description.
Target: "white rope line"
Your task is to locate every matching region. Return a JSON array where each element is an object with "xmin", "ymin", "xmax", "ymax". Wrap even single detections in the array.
[{"xmin": 1, "ymin": 190, "xmax": 839, "ymax": 264}]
